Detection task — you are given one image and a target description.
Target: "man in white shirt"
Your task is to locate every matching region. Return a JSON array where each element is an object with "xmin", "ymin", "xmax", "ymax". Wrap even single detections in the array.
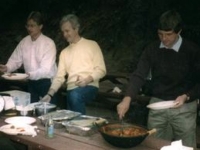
[
  {"xmin": 41, "ymin": 14, "xmax": 106, "ymax": 114},
  {"xmin": 0, "ymin": 11, "xmax": 57, "ymax": 103}
]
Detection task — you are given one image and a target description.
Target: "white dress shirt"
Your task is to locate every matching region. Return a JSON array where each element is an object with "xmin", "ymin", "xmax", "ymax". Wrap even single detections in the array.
[
  {"xmin": 160, "ymin": 35, "xmax": 182, "ymax": 52},
  {"xmin": 6, "ymin": 34, "xmax": 57, "ymax": 80}
]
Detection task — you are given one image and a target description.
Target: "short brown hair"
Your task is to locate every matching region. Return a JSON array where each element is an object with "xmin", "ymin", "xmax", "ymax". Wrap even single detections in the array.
[
  {"xmin": 158, "ymin": 10, "xmax": 182, "ymax": 33},
  {"xmin": 27, "ymin": 11, "xmax": 43, "ymax": 25}
]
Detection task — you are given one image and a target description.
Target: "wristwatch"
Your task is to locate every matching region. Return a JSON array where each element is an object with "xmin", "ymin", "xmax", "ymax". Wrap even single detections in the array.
[{"xmin": 48, "ymin": 93, "xmax": 53, "ymax": 99}]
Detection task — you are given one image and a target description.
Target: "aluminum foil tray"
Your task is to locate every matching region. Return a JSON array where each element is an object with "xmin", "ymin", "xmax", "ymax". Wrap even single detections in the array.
[
  {"xmin": 62, "ymin": 115, "xmax": 107, "ymax": 136},
  {"xmin": 38, "ymin": 109, "xmax": 81, "ymax": 121}
]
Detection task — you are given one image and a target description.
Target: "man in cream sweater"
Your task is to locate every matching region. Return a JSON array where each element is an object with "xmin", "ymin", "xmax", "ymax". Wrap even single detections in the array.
[{"xmin": 41, "ymin": 14, "xmax": 106, "ymax": 114}]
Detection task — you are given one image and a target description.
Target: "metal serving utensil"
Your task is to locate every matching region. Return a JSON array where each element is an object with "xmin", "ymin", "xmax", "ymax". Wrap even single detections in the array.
[{"xmin": 120, "ymin": 117, "xmax": 124, "ymax": 136}]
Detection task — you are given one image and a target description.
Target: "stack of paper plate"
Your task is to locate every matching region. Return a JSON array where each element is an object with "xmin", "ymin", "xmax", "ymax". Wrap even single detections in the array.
[{"xmin": 147, "ymin": 100, "xmax": 176, "ymax": 110}]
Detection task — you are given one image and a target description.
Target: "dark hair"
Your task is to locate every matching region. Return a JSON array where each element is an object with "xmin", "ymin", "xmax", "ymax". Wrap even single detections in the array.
[
  {"xmin": 60, "ymin": 14, "xmax": 80, "ymax": 31},
  {"xmin": 158, "ymin": 10, "xmax": 182, "ymax": 33},
  {"xmin": 27, "ymin": 11, "xmax": 43, "ymax": 25}
]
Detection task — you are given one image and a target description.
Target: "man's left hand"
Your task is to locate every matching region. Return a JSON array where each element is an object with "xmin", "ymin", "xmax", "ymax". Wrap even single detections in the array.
[
  {"xmin": 75, "ymin": 75, "xmax": 93, "ymax": 87},
  {"xmin": 173, "ymin": 94, "xmax": 188, "ymax": 108}
]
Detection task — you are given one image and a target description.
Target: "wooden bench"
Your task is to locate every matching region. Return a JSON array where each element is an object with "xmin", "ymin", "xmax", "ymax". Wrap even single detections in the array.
[
  {"xmin": 96, "ymin": 73, "xmax": 150, "ymax": 107},
  {"xmin": 98, "ymin": 73, "xmax": 129, "ymax": 99}
]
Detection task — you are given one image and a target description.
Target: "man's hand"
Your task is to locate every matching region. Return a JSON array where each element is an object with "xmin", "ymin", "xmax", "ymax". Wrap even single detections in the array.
[
  {"xmin": 117, "ymin": 96, "xmax": 131, "ymax": 119},
  {"xmin": 0, "ymin": 64, "xmax": 7, "ymax": 73},
  {"xmin": 40, "ymin": 89, "xmax": 55, "ymax": 103},
  {"xmin": 40, "ymin": 95, "xmax": 51, "ymax": 103},
  {"xmin": 26, "ymin": 73, "xmax": 30, "ymax": 79},
  {"xmin": 173, "ymin": 94, "xmax": 188, "ymax": 108},
  {"xmin": 75, "ymin": 75, "xmax": 93, "ymax": 87}
]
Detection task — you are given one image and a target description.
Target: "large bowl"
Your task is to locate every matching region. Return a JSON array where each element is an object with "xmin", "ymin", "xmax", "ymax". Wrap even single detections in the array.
[
  {"xmin": 34, "ymin": 102, "xmax": 56, "ymax": 116},
  {"xmin": 98, "ymin": 123, "xmax": 156, "ymax": 148}
]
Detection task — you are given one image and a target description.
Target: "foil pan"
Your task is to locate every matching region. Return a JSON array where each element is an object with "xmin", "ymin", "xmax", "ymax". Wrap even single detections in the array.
[
  {"xmin": 38, "ymin": 110, "xmax": 81, "ymax": 128},
  {"xmin": 62, "ymin": 115, "xmax": 107, "ymax": 136}
]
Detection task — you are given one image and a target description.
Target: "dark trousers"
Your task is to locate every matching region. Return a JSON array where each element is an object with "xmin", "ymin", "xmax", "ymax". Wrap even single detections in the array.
[
  {"xmin": 148, "ymin": 97, "xmax": 197, "ymax": 148},
  {"xmin": 28, "ymin": 79, "xmax": 57, "ymax": 105},
  {"xmin": 0, "ymin": 135, "xmax": 27, "ymax": 150},
  {"xmin": 0, "ymin": 136, "xmax": 16, "ymax": 150}
]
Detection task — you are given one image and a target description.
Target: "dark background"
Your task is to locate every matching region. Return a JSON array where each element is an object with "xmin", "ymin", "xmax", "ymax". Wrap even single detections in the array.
[{"xmin": 0, "ymin": 0, "xmax": 200, "ymax": 73}]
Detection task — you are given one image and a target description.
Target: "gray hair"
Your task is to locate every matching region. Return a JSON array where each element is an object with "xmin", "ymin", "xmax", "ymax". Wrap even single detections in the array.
[{"xmin": 60, "ymin": 14, "xmax": 80, "ymax": 30}]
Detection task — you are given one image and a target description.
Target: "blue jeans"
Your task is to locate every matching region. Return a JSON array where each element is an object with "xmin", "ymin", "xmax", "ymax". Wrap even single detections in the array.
[{"xmin": 66, "ymin": 86, "xmax": 98, "ymax": 114}]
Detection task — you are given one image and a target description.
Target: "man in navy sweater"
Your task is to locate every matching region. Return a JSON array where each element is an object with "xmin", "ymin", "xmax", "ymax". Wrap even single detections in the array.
[{"xmin": 117, "ymin": 10, "xmax": 200, "ymax": 148}]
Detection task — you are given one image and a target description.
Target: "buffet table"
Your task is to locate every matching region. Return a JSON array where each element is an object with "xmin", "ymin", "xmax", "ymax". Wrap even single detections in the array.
[{"xmin": 0, "ymin": 116, "xmax": 171, "ymax": 150}]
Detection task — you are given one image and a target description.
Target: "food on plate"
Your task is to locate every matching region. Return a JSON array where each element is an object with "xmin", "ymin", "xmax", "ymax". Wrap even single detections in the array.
[
  {"xmin": 9, "ymin": 125, "xmax": 25, "ymax": 132},
  {"xmin": 10, "ymin": 125, "xmax": 15, "ymax": 129},
  {"xmin": 0, "ymin": 124, "xmax": 38, "ymax": 136},
  {"xmin": 16, "ymin": 127, "xmax": 25, "ymax": 132},
  {"xmin": 0, "ymin": 125, "xmax": 27, "ymax": 134}
]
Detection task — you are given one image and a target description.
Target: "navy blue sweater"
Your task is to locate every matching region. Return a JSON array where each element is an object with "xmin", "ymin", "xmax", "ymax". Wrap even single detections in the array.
[{"xmin": 126, "ymin": 39, "xmax": 200, "ymax": 101}]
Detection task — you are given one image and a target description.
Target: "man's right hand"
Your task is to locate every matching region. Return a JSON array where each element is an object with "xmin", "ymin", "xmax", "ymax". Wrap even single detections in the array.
[
  {"xmin": 117, "ymin": 96, "xmax": 131, "ymax": 119},
  {"xmin": 40, "ymin": 89, "xmax": 55, "ymax": 103},
  {"xmin": 40, "ymin": 95, "xmax": 51, "ymax": 103},
  {"xmin": 0, "ymin": 64, "xmax": 7, "ymax": 72}
]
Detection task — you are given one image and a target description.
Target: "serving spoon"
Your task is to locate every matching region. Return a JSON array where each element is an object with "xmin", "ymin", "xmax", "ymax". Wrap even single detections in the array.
[{"xmin": 120, "ymin": 117, "xmax": 124, "ymax": 136}]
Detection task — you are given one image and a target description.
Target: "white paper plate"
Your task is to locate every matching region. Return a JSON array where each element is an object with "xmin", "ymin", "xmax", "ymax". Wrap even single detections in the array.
[
  {"xmin": 147, "ymin": 100, "xmax": 176, "ymax": 110},
  {"xmin": 0, "ymin": 97, "xmax": 4, "ymax": 112},
  {"xmin": 1, "ymin": 73, "xmax": 28, "ymax": 80},
  {"xmin": 5, "ymin": 116, "xmax": 36, "ymax": 125},
  {"xmin": 161, "ymin": 145, "xmax": 193, "ymax": 150},
  {"xmin": 0, "ymin": 124, "xmax": 33, "ymax": 135}
]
